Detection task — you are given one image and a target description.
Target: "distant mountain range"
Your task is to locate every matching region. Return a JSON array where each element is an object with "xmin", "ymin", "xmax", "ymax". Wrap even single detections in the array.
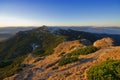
[
  {"xmin": 49, "ymin": 26, "xmax": 120, "ymax": 34},
  {"xmin": 0, "ymin": 26, "xmax": 120, "ymax": 42},
  {"xmin": 0, "ymin": 27, "xmax": 35, "ymax": 42},
  {"xmin": 0, "ymin": 26, "xmax": 120, "ymax": 34}
]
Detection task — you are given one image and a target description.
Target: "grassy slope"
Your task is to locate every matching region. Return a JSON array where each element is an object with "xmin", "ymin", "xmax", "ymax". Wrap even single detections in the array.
[{"xmin": 0, "ymin": 27, "xmax": 66, "ymax": 79}]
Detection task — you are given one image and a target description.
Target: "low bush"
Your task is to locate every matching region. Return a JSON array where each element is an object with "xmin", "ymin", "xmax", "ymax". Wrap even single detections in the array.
[
  {"xmin": 58, "ymin": 56, "xmax": 78, "ymax": 66},
  {"xmin": 68, "ymin": 46, "xmax": 98, "ymax": 57},
  {"xmin": 87, "ymin": 60, "xmax": 120, "ymax": 80}
]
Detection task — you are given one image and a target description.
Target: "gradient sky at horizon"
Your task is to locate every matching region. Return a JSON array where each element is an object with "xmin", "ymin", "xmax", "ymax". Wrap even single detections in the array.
[{"xmin": 0, "ymin": 0, "xmax": 120, "ymax": 27}]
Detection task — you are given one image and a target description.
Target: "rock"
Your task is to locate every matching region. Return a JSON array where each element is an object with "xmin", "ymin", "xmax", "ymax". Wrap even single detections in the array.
[{"xmin": 93, "ymin": 37, "xmax": 114, "ymax": 48}]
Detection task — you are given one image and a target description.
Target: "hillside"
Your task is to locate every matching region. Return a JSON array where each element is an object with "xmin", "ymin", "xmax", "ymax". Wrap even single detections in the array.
[
  {"xmin": 0, "ymin": 26, "xmax": 120, "ymax": 80},
  {"xmin": 0, "ymin": 26, "xmax": 66, "ymax": 79},
  {"xmin": 3, "ymin": 42, "xmax": 120, "ymax": 80},
  {"xmin": 0, "ymin": 27, "xmax": 34, "ymax": 42}
]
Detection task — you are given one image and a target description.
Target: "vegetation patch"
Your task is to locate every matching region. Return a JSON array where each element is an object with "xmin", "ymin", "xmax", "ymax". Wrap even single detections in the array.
[
  {"xmin": 67, "ymin": 46, "xmax": 98, "ymax": 57},
  {"xmin": 58, "ymin": 46, "xmax": 98, "ymax": 66},
  {"xmin": 31, "ymin": 33, "xmax": 66, "ymax": 56},
  {"xmin": 58, "ymin": 56, "xmax": 78, "ymax": 66},
  {"xmin": 0, "ymin": 55, "xmax": 27, "ymax": 80},
  {"xmin": 87, "ymin": 60, "xmax": 120, "ymax": 80}
]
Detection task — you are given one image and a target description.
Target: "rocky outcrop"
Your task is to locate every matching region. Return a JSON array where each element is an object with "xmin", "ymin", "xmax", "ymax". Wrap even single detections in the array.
[{"xmin": 93, "ymin": 37, "xmax": 114, "ymax": 48}]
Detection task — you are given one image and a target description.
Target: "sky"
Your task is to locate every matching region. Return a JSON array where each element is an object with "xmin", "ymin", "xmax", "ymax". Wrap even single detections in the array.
[{"xmin": 0, "ymin": 0, "xmax": 120, "ymax": 27}]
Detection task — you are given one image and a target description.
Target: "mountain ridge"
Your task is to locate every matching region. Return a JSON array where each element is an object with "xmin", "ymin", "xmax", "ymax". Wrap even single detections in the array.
[{"xmin": 0, "ymin": 26, "xmax": 120, "ymax": 80}]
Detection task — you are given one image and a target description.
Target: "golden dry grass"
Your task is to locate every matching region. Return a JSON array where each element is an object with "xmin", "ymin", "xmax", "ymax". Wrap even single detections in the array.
[{"xmin": 4, "ymin": 41, "xmax": 120, "ymax": 80}]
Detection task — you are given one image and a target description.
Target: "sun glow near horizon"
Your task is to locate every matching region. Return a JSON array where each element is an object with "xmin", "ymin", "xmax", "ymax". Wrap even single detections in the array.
[
  {"xmin": 0, "ymin": 15, "xmax": 41, "ymax": 27},
  {"xmin": 0, "ymin": 0, "xmax": 120, "ymax": 27},
  {"xmin": 0, "ymin": 16, "xmax": 120, "ymax": 27}
]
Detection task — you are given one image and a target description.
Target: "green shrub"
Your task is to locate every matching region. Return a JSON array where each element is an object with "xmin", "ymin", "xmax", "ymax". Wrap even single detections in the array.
[
  {"xmin": 58, "ymin": 56, "xmax": 78, "ymax": 66},
  {"xmin": 68, "ymin": 46, "xmax": 98, "ymax": 57},
  {"xmin": 87, "ymin": 60, "xmax": 120, "ymax": 80}
]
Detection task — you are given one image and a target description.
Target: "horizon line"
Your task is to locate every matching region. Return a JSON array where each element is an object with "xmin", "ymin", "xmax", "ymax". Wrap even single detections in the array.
[{"xmin": 0, "ymin": 25, "xmax": 120, "ymax": 28}]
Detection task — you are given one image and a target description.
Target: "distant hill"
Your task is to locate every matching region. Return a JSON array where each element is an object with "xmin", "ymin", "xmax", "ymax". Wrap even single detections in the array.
[
  {"xmin": 48, "ymin": 26, "xmax": 120, "ymax": 34},
  {"xmin": 0, "ymin": 27, "xmax": 35, "ymax": 42},
  {"xmin": 1, "ymin": 26, "xmax": 120, "ymax": 42},
  {"xmin": 1, "ymin": 26, "xmax": 120, "ymax": 34},
  {"xmin": 0, "ymin": 33, "xmax": 13, "ymax": 42},
  {"xmin": 0, "ymin": 27, "xmax": 35, "ymax": 34}
]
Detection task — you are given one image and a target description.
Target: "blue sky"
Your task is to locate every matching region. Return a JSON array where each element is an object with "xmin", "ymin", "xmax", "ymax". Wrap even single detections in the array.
[{"xmin": 0, "ymin": 0, "xmax": 120, "ymax": 27}]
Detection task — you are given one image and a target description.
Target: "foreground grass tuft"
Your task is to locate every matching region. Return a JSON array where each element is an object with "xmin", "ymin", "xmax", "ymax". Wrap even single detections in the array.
[{"xmin": 87, "ymin": 60, "xmax": 120, "ymax": 80}]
